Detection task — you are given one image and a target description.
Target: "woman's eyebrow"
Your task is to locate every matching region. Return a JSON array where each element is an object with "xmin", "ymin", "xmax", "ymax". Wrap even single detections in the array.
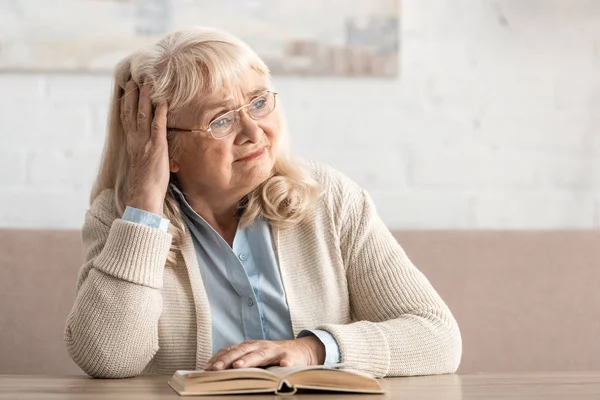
[
  {"xmin": 201, "ymin": 87, "xmax": 269, "ymax": 115},
  {"xmin": 197, "ymin": 100, "xmax": 232, "ymax": 122},
  {"xmin": 246, "ymin": 87, "xmax": 268, "ymax": 97},
  {"xmin": 203, "ymin": 99, "xmax": 233, "ymax": 110}
]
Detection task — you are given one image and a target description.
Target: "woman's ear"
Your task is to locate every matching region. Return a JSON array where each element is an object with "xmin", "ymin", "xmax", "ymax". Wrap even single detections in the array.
[{"xmin": 169, "ymin": 158, "xmax": 180, "ymax": 173}]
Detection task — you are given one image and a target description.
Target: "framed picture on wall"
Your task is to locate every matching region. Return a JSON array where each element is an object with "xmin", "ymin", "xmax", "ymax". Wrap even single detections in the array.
[{"xmin": 1, "ymin": 0, "xmax": 400, "ymax": 77}]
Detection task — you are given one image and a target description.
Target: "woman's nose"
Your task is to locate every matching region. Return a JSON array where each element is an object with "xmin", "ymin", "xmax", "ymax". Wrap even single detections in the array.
[{"xmin": 236, "ymin": 111, "xmax": 262, "ymax": 143}]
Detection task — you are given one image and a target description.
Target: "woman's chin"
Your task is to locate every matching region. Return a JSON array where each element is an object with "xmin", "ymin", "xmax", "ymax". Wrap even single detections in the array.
[{"xmin": 237, "ymin": 157, "xmax": 274, "ymax": 187}]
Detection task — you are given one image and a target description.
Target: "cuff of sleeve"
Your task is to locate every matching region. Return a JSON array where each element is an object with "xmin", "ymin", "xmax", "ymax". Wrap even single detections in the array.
[
  {"xmin": 316, "ymin": 321, "xmax": 390, "ymax": 378},
  {"xmin": 122, "ymin": 206, "xmax": 170, "ymax": 232},
  {"xmin": 94, "ymin": 219, "xmax": 172, "ymax": 289},
  {"xmin": 298, "ymin": 329, "xmax": 341, "ymax": 365}
]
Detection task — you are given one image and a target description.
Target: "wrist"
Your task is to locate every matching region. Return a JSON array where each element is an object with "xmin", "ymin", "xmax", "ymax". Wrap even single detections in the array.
[
  {"xmin": 297, "ymin": 336, "xmax": 325, "ymax": 365},
  {"xmin": 127, "ymin": 198, "xmax": 164, "ymax": 216}
]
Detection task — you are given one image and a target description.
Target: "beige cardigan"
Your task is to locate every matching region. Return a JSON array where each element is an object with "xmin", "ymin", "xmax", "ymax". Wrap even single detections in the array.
[{"xmin": 64, "ymin": 162, "xmax": 461, "ymax": 378}]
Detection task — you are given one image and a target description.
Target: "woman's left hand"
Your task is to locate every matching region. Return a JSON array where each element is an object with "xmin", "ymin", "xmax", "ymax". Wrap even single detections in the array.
[{"xmin": 204, "ymin": 337, "xmax": 326, "ymax": 371}]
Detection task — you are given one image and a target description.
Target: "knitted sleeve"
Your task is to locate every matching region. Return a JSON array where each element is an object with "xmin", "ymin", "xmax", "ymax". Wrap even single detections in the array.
[
  {"xmin": 64, "ymin": 192, "xmax": 172, "ymax": 378},
  {"xmin": 317, "ymin": 177, "xmax": 462, "ymax": 377}
]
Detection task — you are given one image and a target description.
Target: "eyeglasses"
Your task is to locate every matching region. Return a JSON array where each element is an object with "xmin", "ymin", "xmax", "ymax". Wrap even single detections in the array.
[{"xmin": 168, "ymin": 90, "xmax": 278, "ymax": 140}]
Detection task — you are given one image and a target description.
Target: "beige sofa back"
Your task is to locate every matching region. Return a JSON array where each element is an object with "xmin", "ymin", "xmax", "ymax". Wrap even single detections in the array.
[
  {"xmin": 393, "ymin": 231, "xmax": 600, "ymax": 374},
  {"xmin": 1, "ymin": 229, "xmax": 599, "ymax": 375},
  {"xmin": 0, "ymin": 230, "xmax": 83, "ymax": 375}
]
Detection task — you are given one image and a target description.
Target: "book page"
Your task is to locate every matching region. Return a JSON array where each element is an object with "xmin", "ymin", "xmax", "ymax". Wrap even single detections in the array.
[
  {"xmin": 175, "ymin": 367, "xmax": 278, "ymax": 382},
  {"xmin": 176, "ymin": 368, "xmax": 272, "ymax": 376},
  {"xmin": 175, "ymin": 363, "xmax": 370, "ymax": 381},
  {"xmin": 265, "ymin": 363, "xmax": 365, "ymax": 378}
]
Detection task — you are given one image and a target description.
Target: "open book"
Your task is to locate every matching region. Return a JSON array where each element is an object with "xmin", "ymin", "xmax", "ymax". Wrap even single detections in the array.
[{"xmin": 168, "ymin": 364, "xmax": 385, "ymax": 396}]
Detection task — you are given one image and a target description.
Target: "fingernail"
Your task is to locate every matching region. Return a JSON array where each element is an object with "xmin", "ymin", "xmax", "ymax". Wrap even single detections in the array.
[
  {"xmin": 234, "ymin": 360, "xmax": 244, "ymax": 366},
  {"xmin": 213, "ymin": 361, "xmax": 224, "ymax": 369}
]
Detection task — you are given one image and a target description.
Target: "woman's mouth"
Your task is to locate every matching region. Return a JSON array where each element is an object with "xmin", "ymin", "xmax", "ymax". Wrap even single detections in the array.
[{"xmin": 237, "ymin": 147, "xmax": 267, "ymax": 162}]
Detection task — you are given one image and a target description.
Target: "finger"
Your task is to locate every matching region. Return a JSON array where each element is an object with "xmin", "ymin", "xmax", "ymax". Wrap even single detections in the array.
[
  {"xmin": 151, "ymin": 102, "xmax": 168, "ymax": 141},
  {"xmin": 137, "ymin": 76, "xmax": 153, "ymax": 136},
  {"xmin": 205, "ymin": 346, "xmax": 234, "ymax": 368},
  {"xmin": 208, "ymin": 341, "xmax": 261, "ymax": 371},
  {"xmin": 232, "ymin": 348, "xmax": 279, "ymax": 369},
  {"xmin": 123, "ymin": 79, "xmax": 139, "ymax": 134},
  {"xmin": 278, "ymin": 355, "xmax": 296, "ymax": 367}
]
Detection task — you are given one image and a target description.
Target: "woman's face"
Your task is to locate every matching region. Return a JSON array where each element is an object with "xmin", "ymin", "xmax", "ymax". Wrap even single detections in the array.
[{"xmin": 169, "ymin": 70, "xmax": 281, "ymax": 200}]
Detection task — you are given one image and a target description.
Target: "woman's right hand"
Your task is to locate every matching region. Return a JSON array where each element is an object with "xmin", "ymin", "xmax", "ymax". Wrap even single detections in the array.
[{"xmin": 120, "ymin": 77, "xmax": 170, "ymax": 216}]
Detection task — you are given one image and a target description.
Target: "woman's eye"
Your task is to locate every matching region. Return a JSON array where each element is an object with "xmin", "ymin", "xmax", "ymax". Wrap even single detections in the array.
[
  {"xmin": 251, "ymin": 98, "xmax": 267, "ymax": 110},
  {"xmin": 212, "ymin": 117, "xmax": 232, "ymax": 128}
]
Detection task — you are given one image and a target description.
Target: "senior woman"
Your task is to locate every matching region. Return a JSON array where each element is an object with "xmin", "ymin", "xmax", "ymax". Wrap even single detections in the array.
[{"xmin": 64, "ymin": 27, "xmax": 461, "ymax": 379}]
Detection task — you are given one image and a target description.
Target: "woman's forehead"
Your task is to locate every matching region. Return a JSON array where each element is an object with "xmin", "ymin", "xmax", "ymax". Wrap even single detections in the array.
[
  {"xmin": 198, "ymin": 72, "xmax": 271, "ymax": 107},
  {"xmin": 199, "ymin": 86, "xmax": 268, "ymax": 109},
  {"xmin": 169, "ymin": 73, "xmax": 270, "ymax": 126}
]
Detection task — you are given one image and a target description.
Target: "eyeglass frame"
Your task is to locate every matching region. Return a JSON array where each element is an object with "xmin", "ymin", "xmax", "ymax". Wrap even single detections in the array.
[{"xmin": 167, "ymin": 90, "xmax": 278, "ymax": 140}]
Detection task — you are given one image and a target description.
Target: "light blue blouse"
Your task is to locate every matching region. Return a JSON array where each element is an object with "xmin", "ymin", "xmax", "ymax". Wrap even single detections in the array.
[{"xmin": 122, "ymin": 189, "xmax": 340, "ymax": 365}]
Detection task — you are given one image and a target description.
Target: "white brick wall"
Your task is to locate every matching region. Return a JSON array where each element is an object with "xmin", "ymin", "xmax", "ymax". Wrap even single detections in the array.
[{"xmin": 1, "ymin": 0, "xmax": 599, "ymax": 229}]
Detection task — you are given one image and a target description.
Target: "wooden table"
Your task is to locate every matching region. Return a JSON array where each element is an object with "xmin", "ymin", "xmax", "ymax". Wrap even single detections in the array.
[{"xmin": 2, "ymin": 371, "xmax": 600, "ymax": 399}]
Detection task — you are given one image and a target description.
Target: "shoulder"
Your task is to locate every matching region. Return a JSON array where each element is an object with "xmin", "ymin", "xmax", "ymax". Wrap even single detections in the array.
[
  {"xmin": 87, "ymin": 189, "xmax": 120, "ymax": 226},
  {"xmin": 301, "ymin": 159, "xmax": 364, "ymax": 206},
  {"xmin": 298, "ymin": 159, "xmax": 367, "ymax": 226}
]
